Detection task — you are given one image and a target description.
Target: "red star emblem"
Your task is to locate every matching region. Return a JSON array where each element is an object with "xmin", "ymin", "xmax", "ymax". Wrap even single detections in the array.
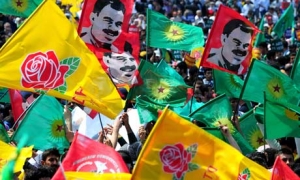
[
  {"xmin": 273, "ymin": 84, "xmax": 280, "ymax": 92},
  {"xmin": 56, "ymin": 125, "xmax": 64, "ymax": 132},
  {"xmin": 172, "ymin": 29, "xmax": 179, "ymax": 36},
  {"xmin": 256, "ymin": 137, "xmax": 264, "ymax": 145},
  {"xmin": 158, "ymin": 86, "xmax": 165, "ymax": 93},
  {"xmin": 16, "ymin": 0, "xmax": 23, "ymax": 7}
]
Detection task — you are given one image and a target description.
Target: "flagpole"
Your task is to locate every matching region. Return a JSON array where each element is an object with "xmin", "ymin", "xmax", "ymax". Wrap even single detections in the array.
[
  {"xmin": 0, "ymin": 89, "xmax": 8, "ymax": 101},
  {"xmin": 98, "ymin": 113, "xmax": 107, "ymax": 138},
  {"xmin": 146, "ymin": 9, "xmax": 149, "ymax": 61}
]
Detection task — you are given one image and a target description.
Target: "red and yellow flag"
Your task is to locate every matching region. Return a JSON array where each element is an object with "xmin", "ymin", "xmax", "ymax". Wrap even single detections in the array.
[
  {"xmin": 132, "ymin": 108, "xmax": 271, "ymax": 179},
  {"xmin": 0, "ymin": 0, "xmax": 124, "ymax": 119}
]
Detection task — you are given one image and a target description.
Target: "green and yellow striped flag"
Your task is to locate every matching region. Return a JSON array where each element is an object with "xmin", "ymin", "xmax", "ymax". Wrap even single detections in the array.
[{"xmin": 0, "ymin": 0, "xmax": 42, "ymax": 17}]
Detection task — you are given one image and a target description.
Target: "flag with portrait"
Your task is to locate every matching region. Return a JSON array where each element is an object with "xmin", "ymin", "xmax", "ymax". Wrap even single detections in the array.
[
  {"xmin": 200, "ymin": 5, "xmax": 259, "ymax": 75},
  {"xmin": 78, "ymin": 0, "xmax": 133, "ymax": 55}
]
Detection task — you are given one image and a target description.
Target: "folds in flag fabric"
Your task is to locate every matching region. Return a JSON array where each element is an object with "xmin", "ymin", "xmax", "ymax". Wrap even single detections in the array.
[
  {"xmin": 272, "ymin": 4, "xmax": 294, "ymax": 38},
  {"xmin": 0, "ymin": 124, "xmax": 9, "ymax": 143},
  {"xmin": 146, "ymin": 9, "xmax": 204, "ymax": 51},
  {"xmin": 78, "ymin": 0, "xmax": 133, "ymax": 54},
  {"xmin": 0, "ymin": 140, "xmax": 32, "ymax": 173},
  {"xmin": 0, "ymin": 88, "xmax": 10, "ymax": 103},
  {"xmin": 264, "ymin": 96, "xmax": 300, "ymax": 139},
  {"xmin": 9, "ymin": 89, "xmax": 25, "ymax": 122},
  {"xmin": 0, "ymin": 0, "xmax": 124, "ymax": 119},
  {"xmin": 241, "ymin": 60, "xmax": 300, "ymax": 105},
  {"xmin": 213, "ymin": 69, "xmax": 244, "ymax": 98},
  {"xmin": 254, "ymin": 17, "xmax": 265, "ymax": 48},
  {"xmin": 12, "ymin": 95, "xmax": 70, "ymax": 152},
  {"xmin": 200, "ymin": 5, "xmax": 259, "ymax": 75},
  {"xmin": 0, "ymin": 0, "xmax": 42, "ymax": 17},
  {"xmin": 271, "ymin": 156, "xmax": 299, "ymax": 180},
  {"xmin": 132, "ymin": 108, "xmax": 271, "ymax": 179},
  {"xmin": 63, "ymin": 172, "xmax": 131, "ymax": 180},
  {"xmin": 291, "ymin": 49, "xmax": 300, "ymax": 89},
  {"xmin": 239, "ymin": 110, "xmax": 265, "ymax": 149},
  {"xmin": 128, "ymin": 60, "xmax": 190, "ymax": 107},
  {"xmin": 52, "ymin": 132, "xmax": 129, "ymax": 179}
]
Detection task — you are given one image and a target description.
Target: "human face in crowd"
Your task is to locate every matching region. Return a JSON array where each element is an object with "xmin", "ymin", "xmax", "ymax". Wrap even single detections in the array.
[
  {"xmin": 90, "ymin": 4, "xmax": 124, "ymax": 44},
  {"xmin": 103, "ymin": 52, "xmax": 138, "ymax": 83},
  {"xmin": 279, "ymin": 153, "xmax": 294, "ymax": 167},
  {"xmin": 42, "ymin": 155, "xmax": 59, "ymax": 167},
  {"xmin": 221, "ymin": 27, "xmax": 251, "ymax": 65},
  {"xmin": 205, "ymin": 70, "xmax": 212, "ymax": 80}
]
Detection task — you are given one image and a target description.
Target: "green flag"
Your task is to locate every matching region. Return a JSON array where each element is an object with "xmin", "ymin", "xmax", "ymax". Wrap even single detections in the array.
[
  {"xmin": 0, "ymin": 88, "xmax": 10, "ymax": 103},
  {"xmin": 290, "ymin": 49, "xmax": 300, "ymax": 89},
  {"xmin": 189, "ymin": 94, "xmax": 254, "ymax": 155},
  {"xmin": 173, "ymin": 97, "xmax": 205, "ymax": 117},
  {"xmin": 204, "ymin": 127, "xmax": 227, "ymax": 142},
  {"xmin": 0, "ymin": 0, "xmax": 42, "ymax": 17},
  {"xmin": 146, "ymin": 9, "xmax": 204, "ymax": 51},
  {"xmin": 264, "ymin": 96, "xmax": 300, "ymax": 139},
  {"xmin": 0, "ymin": 124, "xmax": 10, "ymax": 143},
  {"xmin": 239, "ymin": 110, "xmax": 265, "ymax": 149},
  {"xmin": 272, "ymin": 4, "xmax": 294, "ymax": 38},
  {"xmin": 254, "ymin": 17, "xmax": 266, "ymax": 47},
  {"xmin": 241, "ymin": 60, "xmax": 300, "ymax": 105},
  {"xmin": 254, "ymin": 104, "xmax": 264, "ymax": 124},
  {"xmin": 213, "ymin": 69, "xmax": 244, "ymax": 98},
  {"xmin": 128, "ymin": 60, "xmax": 190, "ymax": 107},
  {"xmin": 12, "ymin": 95, "xmax": 69, "ymax": 152}
]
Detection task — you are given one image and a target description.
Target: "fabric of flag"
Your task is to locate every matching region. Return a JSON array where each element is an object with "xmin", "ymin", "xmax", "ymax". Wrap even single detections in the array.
[
  {"xmin": 189, "ymin": 94, "xmax": 254, "ymax": 155},
  {"xmin": 0, "ymin": 140, "xmax": 32, "ymax": 173},
  {"xmin": 9, "ymin": 89, "xmax": 25, "ymax": 122},
  {"xmin": 264, "ymin": 97, "xmax": 300, "ymax": 139},
  {"xmin": 78, "ymin": 0, "xmax": 133, "ymax": 54},
  {"xmin": 0, "ymin": 88, "xmax": 10, "ymax": 103},
  {"xmin": 128, "ymin": 60, "xmax": 190, "ymax": 107},
  {"xmin": 271, "ymin": 156, "xmax": 299, "ymax": 180},
  {"xmin": 132, "ymin": 108, "xmax": 271, "ymax": 180},
  {"xmin": 200, "ymin": 5, "xmax": 259, "ymax": 75},
  {"xmin": 213, "ymin": 69, "xmax": 244, "ymax": 98},
  {"xmin": 204, "ymin": 127, "xmax": 227, "ymax": 142},
  {"xmin": 241, "ymin": 60, "xmax": 300, "ymax": 105},
  {"xmin": 0, "ymin": 0, "xmax": 124, "ymax": 119},
  {"xmin": 0, "ymin": 124, "xmax": 9, "ymax": 143},
  {"xmin": 0, "ymin": 0, "xmax": 42, "ymax": 17},
  {"xmin": 146, "ymin": 9, "xmax": 204, "ymax": 51},
  {"xmin": 239, "ymin": 110, "xmax": 265, "ymax": 149},
  {"xmin": 174, "ymin": 97, "xmax": 205, "ymax": 117},
  {"xmin": 12, "ymin": 95, "xmax": 70, "ymax": 152},
  {"xmin": 63, "ymin": 172, "xmax": 132, "ymax": 180},
  {"xmin": 291, "ymin": 50, "xmax": 300, "ymax": 88},
  {"xmin": 190, "ymin": 47, "xmax": 204, "ymax": 68},
  {"xmin": 254, "ymin": 17, "xmax": 265, "ymax": 47},
  {"xmin": 272, "ymin": 4, "xmax": 294, "ymax": 38},
  {"xmin": 52, "ymin": 132, "xmax": 129, "ymax": 180}
]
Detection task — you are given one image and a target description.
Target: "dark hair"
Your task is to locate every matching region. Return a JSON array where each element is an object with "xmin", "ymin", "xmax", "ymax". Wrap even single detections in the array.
[
  {"xmin": 176, "ymin": 61, "xmax": 188, "ymax": 74},
  {"xmin": 25, "ymin": 166, "xmax": 57, "ymax": 180},
  {"xmin": 258, "ymin": 42, "xmax": 268, "ymax": 49},
  {"xmin": 93, "ymin": 0, "xmax": 125, "ymax": 15},
  {"xmin": 42, "ymin": 148, "xmax": 60, "ymax": 161},
  {"xmin": 223, "ymin": 19, "xmax": 253, "ymax": 37},
  {"xmin": 292, "ymin": 163, "xmax": 300, "ymax": 177},
  {"xmin": 246, "ymin": 152, "xmax": 268, "ymax": 168},
  {"xmin": 276, "ymin": 148, "xmax": 294, "ymax": 157},
  {"xmin": 264, "ymin": 148, "xmax": 278, "ymax": 168},
  {"xmin": 189, "ymin": 66, "xmax": 199, "ymax": 76},
  {"xmin": 266, "ymin": 50, "xmax": 276, "ymax": 60},
  {"xmin": 124, "ymin": 41, "xmax": 133, "ymax": 54},
  {"xmin": 118, "ymin": 150, "xmax": 134, "ymax": 173},
  {"xmin": 283, "ymin": 41, "xmax": 288, "ymax": 48}
]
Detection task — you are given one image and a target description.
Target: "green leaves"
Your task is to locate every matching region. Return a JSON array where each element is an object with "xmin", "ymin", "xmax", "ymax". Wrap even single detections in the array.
[
  {"xmin": 60, "ymin": 57, "xmax": 80, "ymax": 78},
  {"xmin": 186, "ymin": 143, "xmax": 198, "ymax": 158},
  {"xmin": 55, "ymin": 82, "xmax": 67, "ymax": 94},
  {"xmin": 188, "ymin": 163, "xmax": 200, "ymax": 172}
]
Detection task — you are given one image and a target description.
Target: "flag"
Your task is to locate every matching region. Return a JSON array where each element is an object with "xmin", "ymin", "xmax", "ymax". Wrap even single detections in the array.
[
  {"xmin": 291, "ymin": 49, "xmax": 300, "ymax": 88},
  {"xmin": 271, "ymin": 156, "xmax": 299, "ymax": 180},
  {"xmin": 9, "ymin": 89, "xmax": 25, "ymax": 122},
  {"xmin": 264, "ymin": 96, "xmax": 300, "ymax": 139},
  {"xmin": 213, "ymin": 69, "xmax": 244, "ymax": 98},
  {"xmin": 241, "ymin": 60, "xmax": 300, "ymax": 105},
  {"xmin": 146, "ymin": 9, "xmax": 204, "ymax": 51},
  {"xmin": 174, "ymin": 97, "xmax": 205, "ymax": 117},
  {"xmin": 272, "ymin": 4, "xmax": 294, "ymax": 38},
  {"xmin": 63, "ymin": 172, "xmax": 131, "ymax": 180},
  {"xmin": 0, "ymin": 0, "xmax": 124, "ymax": 119},
  {"xmin": 204, "ymin": 127, "xmax": 227, "ymax": 142},
  {"xmin": 52, "ymin": 132, "xmax": 129, "ymax": 179},
  {"xmin": 78, "ymin": 0, "xmax": 133, "ymax": 54},
  {"xmin": 0, "ymin": 0, "xmax": 42, "ymax": 17},
  {"xmin": 0, "ymin": 140, "xmax": 32, "ymax": 173},
  {"xmin": 0, "ymin": 124, "xmax": 9, "ymax": 143},
  {"xmin": 0, "ymin": 88, "xmax": 10, "ymax": 103},
  {"xmin": 128, "ymin": 60, "xmax": 190, "ymax": 107},
  {"xmin": 12, "ymin": 95, "xmax": 70, "ymax": 152},
  {"xmin": 239, "ymin": 110, "xmax": 265, "ymax": 149},
  {"xmin": 200, "ymin": 5, "xmax": 259, "ymax": 75},
  {"xmin": 132, "ymin": 108, "xmax": 271, "ymax": 179},
  {"xmin": 254, "ymin": 17, "xmax": 266, "ymax": 47},
  {"xmin": 190, "ymin": 47, "xmax": 204, "ymax": 68}
]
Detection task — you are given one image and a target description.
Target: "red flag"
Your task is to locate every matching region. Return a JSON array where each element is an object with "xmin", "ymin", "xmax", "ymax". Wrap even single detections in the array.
[
  {"xmin": 83, "ymin": 107, "xmax": 98, "ymax": 119},
  {"xmin": 8, "ymin": 90, "xmax": 25, "ymax": 122},
  {"xmin": 186, "ymin": 88, "xmax": 194, "ymax": 103},
  {"xmin": 200, "ymin": 5, "xmax": 259, "ymax": 75},
  {"xmin": 78, "ymin": 0, "xmax": 133, "ymax": 55},
  {"xmin": 52, "ymin": 132, "xmax": 129, "ymax": 179},
  {"xmin": 271, "ymin": 157, "xmax": 299, "ymax": 180}
]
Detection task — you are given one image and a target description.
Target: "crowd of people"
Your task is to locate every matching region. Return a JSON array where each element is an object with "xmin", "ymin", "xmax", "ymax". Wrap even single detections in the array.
[{"xmin": 1, "ymin": 0, "xmax": 300, "ymax": 179}]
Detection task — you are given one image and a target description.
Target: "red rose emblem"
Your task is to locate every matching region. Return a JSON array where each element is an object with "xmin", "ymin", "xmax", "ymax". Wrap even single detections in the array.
[
  {"xmin": 238, "ymin": 174, "xmax": 248, "ymax": 180},
  {"xmin": 159, "ymin": 143, "xmax": 192, "ymax": 179},
  {"xmin": 21, "ymin": 51, "xmax": 69, "ymax": 89}
]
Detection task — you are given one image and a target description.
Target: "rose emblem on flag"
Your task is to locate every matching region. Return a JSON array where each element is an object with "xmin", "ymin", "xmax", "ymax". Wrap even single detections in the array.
[
  {"xmin": 238, "ymin": 168, "xmax": 251, "ymax": 180},
  {"xmin": 20, "ymin": 51, "xmax": 80, "ymax": 94},
  {"xmin": 159, "ymin": 143, "xmax": 199, "ymax": 180}
]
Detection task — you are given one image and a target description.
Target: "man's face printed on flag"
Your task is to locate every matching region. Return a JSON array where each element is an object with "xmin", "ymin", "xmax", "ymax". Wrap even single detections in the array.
[
  {"xmin": 103, "ymin": 52, "xmax": 137, "ymax": 83},
  {"xmin": 221, "ymin": 26, "xmax": 251, "ymax": 65},
  {"xmin": 90, "ymin": 4, "xmax": 124, "ymax": 44}
]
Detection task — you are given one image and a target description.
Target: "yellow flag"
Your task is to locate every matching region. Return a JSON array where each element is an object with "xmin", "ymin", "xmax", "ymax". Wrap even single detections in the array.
[
  {"xmin": 190, "ymin": 46, "xmax": 204, "ymax": 68},
  {"xmin": 64, "ymin": 172, "xmax": 131, "ymax": 180},
  {"xmin": 0, "ymin": 141, "xmax": 33, "ymax": 173},
  {"xmin": 132, "ymin": 108, "xmax": 271, "ymax": 180},
  {"xmin": 0, "ymin": 0, "xmax": 124, "ymax": 119}
]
